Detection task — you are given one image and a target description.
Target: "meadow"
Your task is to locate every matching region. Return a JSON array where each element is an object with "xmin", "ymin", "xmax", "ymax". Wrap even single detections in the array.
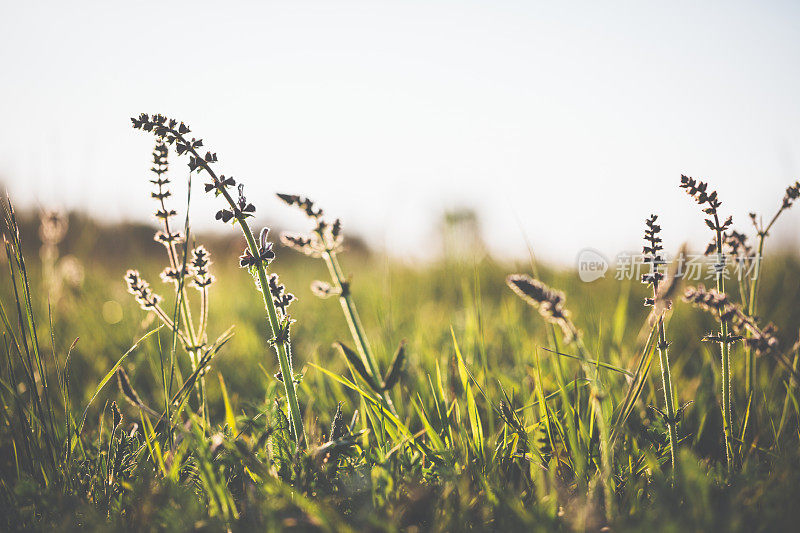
[{"xmin": 2, "ymin": 114, "xmax": 800, "ymax": 531}]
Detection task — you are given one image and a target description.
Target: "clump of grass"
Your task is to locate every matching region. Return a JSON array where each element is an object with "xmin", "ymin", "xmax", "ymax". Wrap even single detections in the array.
[
  {"xmin": 1, "ymin": 196, "xmax": 68, "ymax": 489},
  {"xmin": 506, "ymin": 273, "xmax": 614, "ymax": 519},
  {"xmin": 131, "ymin": 114, "xmax": 306, "ymax": 446}
]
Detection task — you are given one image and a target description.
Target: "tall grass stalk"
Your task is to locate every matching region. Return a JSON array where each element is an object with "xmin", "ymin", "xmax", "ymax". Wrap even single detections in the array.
[
  {"xmin": 680, "ymin": 175, "xmax": 734, "ymax": 475},
  {"xmin": 642, "ymin": 214, "xmax": 680, "ymax": 479},
  {"xmin": 714, "ymin": 215, "xmax": 734, "ymax": 476},
  {"xmin": 125, "ymin": 142, "xmax": 214, "ymax": 432},
  {"xmin": 744, "ymin": 181, "xmax": 800, "ymax": 396},
  {"xmin": 323, "ymin": 249, "xmax": 399, "ymax": 415},
  {"xmin": 278, "ymin": 196, "xmax": 400, "ymax": 416}
]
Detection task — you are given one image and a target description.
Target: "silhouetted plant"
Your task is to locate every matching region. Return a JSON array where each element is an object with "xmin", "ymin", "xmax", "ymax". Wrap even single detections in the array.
[
  {"xmin": 131, "ymin": 114, "xmax": 305, "ymax": 445},
  {"xmin": 641, "ymin": 214, "xmax": 681, "ymax": 479},
  {"xmin": 680, "ymin": 174, "xmax": 735, "ymax": 475},
  {"xmin": 741, "ymin": 180, "xmax": 800, "ymax": 393},
  {"xmin": 278, "ymin": 193, "xmax": 404, "ymax": 416},
  {"xmin": 124, "ymin": 140, "xmax": 219, "ymax": 428}
]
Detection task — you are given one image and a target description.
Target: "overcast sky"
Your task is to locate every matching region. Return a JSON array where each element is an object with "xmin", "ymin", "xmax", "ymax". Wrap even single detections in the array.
[{"xmin": 2, "ymin": 0, "xmax": 799, "ymax": 264}]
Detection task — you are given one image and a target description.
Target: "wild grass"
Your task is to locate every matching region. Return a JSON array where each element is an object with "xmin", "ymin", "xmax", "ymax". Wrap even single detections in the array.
[{"xmin": 1, "ymin": 115, "xmax": 800, "ymax": 531}]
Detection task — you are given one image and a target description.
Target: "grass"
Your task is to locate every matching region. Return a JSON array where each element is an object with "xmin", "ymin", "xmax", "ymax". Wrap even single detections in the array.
[{"xmin": 1, "ymin": 116, "xmax": 800, "ymax": 531}]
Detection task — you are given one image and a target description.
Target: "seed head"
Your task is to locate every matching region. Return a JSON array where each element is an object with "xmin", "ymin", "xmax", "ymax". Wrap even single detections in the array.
[
  {"xmin": 191, "ymin": 245, "xmax": 215, "ymax": 288},
  {"xmin": 268, "ymin": 273, "xmax": 296, "ymax": 318},
  {"xmin": 131, "ymin": 115, "xmax": 264, "ymax": 234},
  {"xmin": 276, "ymin": 193, "xmax": 323, "ymax": 219},
  {"xmin": 310, "ymin": 280, "xmax": 338, "ymax": 299},
  {"xmin": 130, "ymin": 114, "xmax": 207, "ymax": 174},
  {"xmin": 111, "ymin": 401, "xmax": 123, "ymax": 429},
  {"xmin": 154, "ymin": 231, "xmax": 184, "ymax": 246},
  {"xmin": 149, "ymin": 142, "xmax": 174, "ymax": 217},
  {"xmin": 683, "ymin": 285, "xmax": 778, "ymax": 355},
  {"xmin": 280, "ymin": 232, "xmax": 318, "ymax": 257},
  {"xmin": 782, "ymin": 181, "xmax": 800, "ymax": 209},
  {"xmin": 745, "ymin": 322, "xmax": 780, "ymax": 357},
  {"xmin": 680, "ymin": 175, "xmax": 733, "ymax": 263},
  {"xmin": 642, "ymin": 214, "xmax": 666, "ymax": 290},
  {"xmin": 506, "ymin": 274, "xmax": 575, "ymax": 341},
  {"xmin": 642, "ymin": 214, "xmax": 663, "ymax": 259},
  {"xmin": 159, "ymin": 265, "xmax": 192, "ymax": 284},
  {"xmin": 240, "ymin": 227, "xmax": 275, "ymax": 268},
  {"xmin": 125, "ymin": 269, "xmax": 162, "ymax": 309},
  {"xmin": 680, "ymin": 175, "xmax": 721, "ymax": 210},
  {"xmin": 724, "ymin": 231, "xmax": 752, "ymax": 258},
  {"xmin": 683, "ymin": 285, "xmax": 735, "ymax": 321},
  {"xmin": 279, "ymin": 220, "xmax": 344, "ymax": 257}
]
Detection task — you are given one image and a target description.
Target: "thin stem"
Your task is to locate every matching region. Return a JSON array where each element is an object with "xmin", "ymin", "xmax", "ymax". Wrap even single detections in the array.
[
  {"xmin": 714, "ymin": 212, "xmax": 734, "ymax": 477},
  {"xmin": 153, "ymin": 161, "xmax": 206, "ymax": 427},
  {"xmin": 744, "ymin": 235, "xmax": 765, "ymax": 397},
  {"xmin": 199, "ymin": 284, "xmax": 209, "ymax": 343},
  {"xmin": 149, "ymin": 304, "xmax": 191, "ymax": 347},
  {"xmin": 183, "ymin": 147, "xmax": 306, "ymax": 446},
  {"xmin": 656, "ymin": 316, "xmax": 679, "ymax": 478},
  {"xmin": 236, "ymin": 211, "xmax": 305, "ymax": 445},
  {"xmin": 154, "ymin": 180, "xmax": 199, "ymax": 345},
  {"xmin": 746, "ymin": 205, "xmax": 787, "ymax": 397},
  {"xmin": 644, "ymin": 226, "xmax": 680, "ymax": 480},
  {"xmin": 322, "ymin": 248, "xmax": 398, "ymax": 417},
  {"xmin": 647, "ymin": 245, "xmax": 679, "ymax": 479}
]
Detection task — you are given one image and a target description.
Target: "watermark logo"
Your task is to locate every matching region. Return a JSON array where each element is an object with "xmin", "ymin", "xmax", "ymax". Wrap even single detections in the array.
[{"xmin": 577, "ymin": 248, "xmax": 608, "ymax": 282}]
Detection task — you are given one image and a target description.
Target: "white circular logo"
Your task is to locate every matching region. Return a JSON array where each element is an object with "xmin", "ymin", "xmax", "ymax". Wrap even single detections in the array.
[{"xmin": 577, "ymin": 248, "xmax": 608, "ymax": 282}]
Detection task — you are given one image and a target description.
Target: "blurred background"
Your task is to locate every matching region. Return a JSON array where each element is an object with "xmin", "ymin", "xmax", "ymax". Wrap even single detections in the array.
[{"xmin": 2, "ymin": 0, "xmax": 799, "ymax": 264}]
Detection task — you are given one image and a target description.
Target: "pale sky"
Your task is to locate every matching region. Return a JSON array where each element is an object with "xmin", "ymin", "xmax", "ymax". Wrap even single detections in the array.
[{"xmin": 1, "ymin": 1, "xmax": 799, "ymax": 263}]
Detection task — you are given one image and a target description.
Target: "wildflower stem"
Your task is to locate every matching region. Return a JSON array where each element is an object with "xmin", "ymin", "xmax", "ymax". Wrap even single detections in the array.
[
  {"xmin": 199, "ymin": 285, "xmax": 209, "ymax": 343},
  {"xmin": 745, "ymin": 185, "xmax": 798, "ymax": 404},
  {"xmin": 642, "ymin": 213, "xmax": 680, "ymax": 481},
  {"xmin": 744, "ymin": 234, "xmax": 766, "ymax": 397},
  {"xmin": 656, "ymin": 316, "xmax": 679, "ymax": 479},
  {"xmin": 322, "ymin": 248, "xmax": 398, "ymax": 417},
  {"xmin": 151, "ymin": 305, "xmax": 190, "ymax": 346},
  {"xmin": 151, "ymin": 145, "xmax": 206, "ymax": 427},
  {"xmin": 211, "ymin": 176, "xmax": 306, "ymax": 446},
  {"xmin": 153, "ymin": 163, "xmax": 200, "ymax": 345},
  {"xmin": 134, "ymin": 117, "xmax": 306, "ymax": 445},
  {"xmin": 713, "ymin": 212, "xmax": 734, "ymax": 476},
  {"xmin": 745, "ymin": 204, "xmax": 784, "ymax": 392}
]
